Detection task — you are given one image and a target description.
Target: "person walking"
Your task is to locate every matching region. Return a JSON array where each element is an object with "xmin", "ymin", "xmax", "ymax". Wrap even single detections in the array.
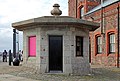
[{"xmin": 3, "ymin": 50, "xmax": 7, "ymax": 62}]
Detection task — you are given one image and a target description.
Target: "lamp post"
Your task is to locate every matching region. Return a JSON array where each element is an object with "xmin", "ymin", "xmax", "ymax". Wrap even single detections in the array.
[
  {"xmin": 13, "ymin": 29, "xmax": 16, "ymax": 58},
  {"xmin": 13, "ymin": 29, "xmax": 19, "ymax": 58},
  {"xmin": 16, "ymin": 31, "xmax": 19, "ymax": 58},
  {"xmin": 13, "ymin": 29, "xmax": 20, "ymax": 66}
]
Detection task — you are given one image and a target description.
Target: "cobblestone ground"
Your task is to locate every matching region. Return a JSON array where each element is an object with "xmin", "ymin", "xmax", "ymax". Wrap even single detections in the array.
[{"xmin": 0, "ymin": 62, "xmax": 120, "ymax": 81}]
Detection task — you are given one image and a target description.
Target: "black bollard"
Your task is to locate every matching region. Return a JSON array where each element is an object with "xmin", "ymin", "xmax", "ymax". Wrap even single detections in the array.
[
  {"xmin": 9, "ymin": 50, "xmax": 12, "ymax": 66},
  {"xmin": 13, "ymin": 58, "xmax": 20, "ymax": 66}
]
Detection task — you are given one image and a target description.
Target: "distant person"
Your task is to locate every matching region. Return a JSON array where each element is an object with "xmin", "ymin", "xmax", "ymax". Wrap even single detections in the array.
[
  {"xmin": 3, "ymin": 50, "xmax": 7, "ymax": 62},
  {"xmin": 19, "ymin": 50, "xmax": 23, "ymax": 61},
  {"xmin": 21, "ymin": 50, "xmax": 23, "ymax": 61}
]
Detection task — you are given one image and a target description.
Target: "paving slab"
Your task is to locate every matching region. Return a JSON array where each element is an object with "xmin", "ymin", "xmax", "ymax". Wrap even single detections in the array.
[{"xmin": 0, "ymin": 74, "xmax": 39, "ymax": 81}]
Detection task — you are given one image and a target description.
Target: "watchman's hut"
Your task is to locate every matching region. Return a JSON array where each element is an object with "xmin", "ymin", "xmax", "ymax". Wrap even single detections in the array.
[{"xmin": 12, "ymin": 4, "xmax": 99, "ymax": 75}]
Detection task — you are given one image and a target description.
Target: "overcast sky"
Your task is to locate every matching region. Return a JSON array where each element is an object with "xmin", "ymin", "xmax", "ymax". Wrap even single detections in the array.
[{"xmin": 0, "ymin": 0, "xmax": 68, "ymax": 52}]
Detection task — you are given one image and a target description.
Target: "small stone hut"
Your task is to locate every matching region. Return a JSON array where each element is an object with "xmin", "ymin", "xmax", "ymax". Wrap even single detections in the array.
[{"xmin": 12, "ymin": 4, "xmax": 99, "ymax": 75}]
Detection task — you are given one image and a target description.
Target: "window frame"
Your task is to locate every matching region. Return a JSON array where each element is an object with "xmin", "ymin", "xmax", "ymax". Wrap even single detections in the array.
[
  {"xmin": 96, "ymin": 36, "xmax": 102, "ymax": 54},
  {"xmin": 77, "ymin": 5, "xmax": 84, "ymax": 19},
  {"xmin": 76, "ymin": 36, "xmax": 83, "ymax": 57},
  {"xmin": 106, "ymin": 30, "xmax": 116, "ymax": 55},
  {"xmin": 94, "ymin": 33, "xmax": 102, "ymax": 56},
  {"xmin": 108, "ymin": 33, "xmax": 115, "ymax": 54}
]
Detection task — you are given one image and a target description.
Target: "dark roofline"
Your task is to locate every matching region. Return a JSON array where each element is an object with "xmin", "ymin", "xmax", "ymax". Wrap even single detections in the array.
[{"xmin": 85, "ymin": 0, "xmax": 119, "ymax": 16}]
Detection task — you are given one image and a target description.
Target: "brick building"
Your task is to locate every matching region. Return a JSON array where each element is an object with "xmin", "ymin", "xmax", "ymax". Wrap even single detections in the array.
[{"xmin": 69, "ymin": 0, "xmax": 120, "ymax": 67}]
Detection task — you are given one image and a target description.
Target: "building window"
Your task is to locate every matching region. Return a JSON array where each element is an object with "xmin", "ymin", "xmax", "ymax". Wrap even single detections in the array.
[
  {"xmin": 96, "ymin": 36, "xmax": 102, "ymax": 54},
  {"xmin": 76, "ymin": 36, "xmax": 83, "ymax": 57},
  {"xmin": 109, "ymin": 34, "xmax": 115, "ymax": 54},
  {"xmin": 28, "ymin": 36, "xmax": 36, "ymax": 57},
  {"xmin": 80, "ymin": 7, "xmax": 84, "ymax": 18}
]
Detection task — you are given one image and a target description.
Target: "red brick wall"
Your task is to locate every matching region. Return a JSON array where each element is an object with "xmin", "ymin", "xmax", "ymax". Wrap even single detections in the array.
[
  {"xmin": 68, "ymin": 0, "xmax": 120, "ymax": 67},
  {"xmin": 68, "ymin": 0, "xmax": 77, "ymax": 18},
  {"xmin": 85, "ymin": 2, "xmax": 120, "ymax": 66},
  {"xmin": 68, "ymin": 0, "xmax": 100, "ymax": 18}
]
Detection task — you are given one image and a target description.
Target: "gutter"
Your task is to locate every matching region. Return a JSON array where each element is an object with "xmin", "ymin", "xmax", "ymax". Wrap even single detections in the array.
[{"xmin": 85, "ymin": 0, "xmax": 119, "ymax": 16}]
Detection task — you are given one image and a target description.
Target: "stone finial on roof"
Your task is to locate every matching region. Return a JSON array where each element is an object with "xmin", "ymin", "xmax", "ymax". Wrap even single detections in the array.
[{"xmin": 51, "ymin": 3, "xmax": 62, "ymax": 16}]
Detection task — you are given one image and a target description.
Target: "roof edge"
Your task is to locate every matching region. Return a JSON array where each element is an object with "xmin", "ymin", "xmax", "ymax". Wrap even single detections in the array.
[{"xmin": 85, "ymin": 0, "xmax": 119, "ymax": 16}]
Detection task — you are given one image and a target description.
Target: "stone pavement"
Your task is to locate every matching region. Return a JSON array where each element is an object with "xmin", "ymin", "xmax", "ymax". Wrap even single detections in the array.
[
  {"xmin": 0, "ymin": 74, "xmax": 39, "ymax": 81},
  {"xmin": 0, "ymin": 61, "xmax": 39, "ymax": 81},
  {"xmin": 0, "ymin": 61, "xmax": 120, "ymax": 81}
]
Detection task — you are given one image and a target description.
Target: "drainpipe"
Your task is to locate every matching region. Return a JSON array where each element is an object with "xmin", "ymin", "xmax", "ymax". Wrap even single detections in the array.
[
  {"xmin": 101, "ymin": 0, "xmax": 103, "ymax": 34},
  {"xmin": 117, "ymin": 1, "xmax": 119, "ymax": 68},
  {"xmin": 76, "ymin": 0, "xmax": 77, "ymax": 18}
]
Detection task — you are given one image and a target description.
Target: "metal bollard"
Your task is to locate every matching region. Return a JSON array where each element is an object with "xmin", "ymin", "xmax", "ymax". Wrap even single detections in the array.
[{"xmin": 13, "ymin": 58, "xmax": 20, "ymax": 66}]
